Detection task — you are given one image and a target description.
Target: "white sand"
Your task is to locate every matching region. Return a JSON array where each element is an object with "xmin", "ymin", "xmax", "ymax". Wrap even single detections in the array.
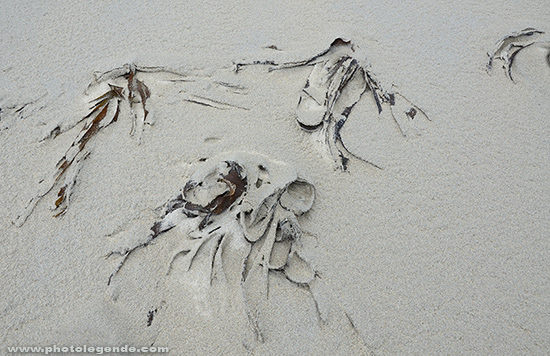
[{"xmin": 1, "ymin": 2, "xmax": 549, "ymax": 355}]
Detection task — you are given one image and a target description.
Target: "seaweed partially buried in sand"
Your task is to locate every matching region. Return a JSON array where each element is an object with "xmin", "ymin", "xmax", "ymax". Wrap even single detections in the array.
[
  {"xmin": 13, "ymin": 83, "xmax": 125, "ymax": 227},
  {"xmin": 235, "ymin": 38, "xmax": 430, "ymax": 170},
  {"xmin": 487, "ymin": 28, "xmax": 550, "ymax": 82},
  {"xmin": 0, "ymin": 93, "xmax": 48, "ymax": 132},
  {"xmin": 14, "ymin": 64, "xmax": 247, "ymax": 227},
  {"xmin": 107, "ymin": 152, "xmax": 317, "ymax": 341}
]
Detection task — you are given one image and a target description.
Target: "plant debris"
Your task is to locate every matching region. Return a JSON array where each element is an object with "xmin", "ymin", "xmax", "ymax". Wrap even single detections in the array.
[
  {"xmin": 14, "ymin": 64, "xmax": 248, "ymax": 226},
  {"xmin": 0, "ymin": 93, "xmax": 48, "ymax": 132},
  {"xmin": 13, "ymin": 85, "xmax": 123, "ymax": 226},
  {"xmin": 180, "ymin": 93, "xmax": 249, "ymax": 110},
  {"xmin": 86, "ymin": 63, "xmax": 170, "ymax": 143},
  {"xmin": 147, "ymin": 308, "xmax": 158, "ymax": 327},
  {"xmin": 487, "ymin": 28, "xmax": 549, "ymax": 82},
  {"xmin": 234, "ymin": 38, "xmax": 430, "ymax": 170},
  {"xmin": 107, "ymin": 152, "xmax": 318, "ymax": 341}
]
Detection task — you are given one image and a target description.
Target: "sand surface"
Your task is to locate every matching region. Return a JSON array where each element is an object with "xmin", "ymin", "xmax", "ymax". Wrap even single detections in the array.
[{"xmin": 1, "ymin": 2, "xmax": 549, "ymax": 355}]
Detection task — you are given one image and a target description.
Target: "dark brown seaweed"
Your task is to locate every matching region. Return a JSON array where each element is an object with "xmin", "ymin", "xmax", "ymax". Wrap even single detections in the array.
[
  {"xmin": 13, "ymin": 86, "xmax": 123, "ymax": 226},
  {"xmin": 146, "ymin": 309, "xmax": 157, "ymax": 327},
  {"xmin": 108, "ymin": 161, "xmax": 248, "ymax": 285}
]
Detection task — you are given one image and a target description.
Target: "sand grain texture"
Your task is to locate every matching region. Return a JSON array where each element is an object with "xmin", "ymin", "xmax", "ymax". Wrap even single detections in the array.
[{"xmin": 1, "ymin": 1, "xmax": 549, "ymax": 355}]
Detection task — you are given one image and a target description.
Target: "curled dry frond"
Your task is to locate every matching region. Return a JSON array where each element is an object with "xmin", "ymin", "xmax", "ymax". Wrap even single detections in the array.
[
  {"xmin": 487, "ymin": 28, "xmax": 548, "ymax": 82},
  {"xmin": 235, "ymin": 38, "xmax": 430, "ymax": 170}
]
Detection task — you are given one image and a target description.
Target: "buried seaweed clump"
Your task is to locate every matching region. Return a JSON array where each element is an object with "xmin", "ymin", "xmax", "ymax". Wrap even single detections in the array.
[
  {"xmin": 107, "ymin": 152, "xmax": 317, "ymax": 341},
  {"xmin": 235, "ymin": 38, "xmax": 431, "ymax": 170}
]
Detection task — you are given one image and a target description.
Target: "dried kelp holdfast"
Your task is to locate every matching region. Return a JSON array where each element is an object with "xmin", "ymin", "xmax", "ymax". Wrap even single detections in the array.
[
  {"xmin": 106, "ymin": 152, "xmax": 317, "ymax": 341},
  {"xmin": 107, "ymin": 152, "xmax": 317, "ymax": 286},
  {"xmin": 487, "ymin": 28, "xmax": 549, "ymax": 82},
  {"xmin": 106, "ymin": 158, "xmax": 249, "ymax": 285},
  {"xmin": 234, "ymin": 38, "xmax": 430, "ymax": 171}
]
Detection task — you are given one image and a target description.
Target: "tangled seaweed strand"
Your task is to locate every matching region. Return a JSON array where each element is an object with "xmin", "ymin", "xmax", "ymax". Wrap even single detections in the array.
[{"xmin": 235, "ymin": 38, "xmax": 430, "ymax": 170}]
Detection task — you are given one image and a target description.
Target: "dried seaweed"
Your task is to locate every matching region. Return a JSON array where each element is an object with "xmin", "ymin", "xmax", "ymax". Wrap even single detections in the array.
[
  {"xmin": 213, "ymin": 81, "xmax": 248, "ymax": 95},
  {"xmin": 15, "ymin": 64, "xmax": 248, "ymax": 226},
  {"xmin": 127, "ymin": 66, "xmax": 151, "ymax": 140},
  {"xmin": 0, "ymin": 93, "xmax": 48, "ymax": 132},
  {"xmin": 487, "ymin": 28, "xmax": 548, "ymax": 82},
  {"xmin": 88, "ymin": 63, "xmax": 154, "ymax": 142},
  {"xmin": 85, "ymin": 63, "xmax": 248, "ymax": 138},
  {"xmin": 180, "ymin": 93, "xmax": 249, "ymax": 110},
  {"xmin": 13, "ymin": 64, "xmax": 161, "ymax": 226},
  {"xmin": 146, "ymin": 308, "xmax": 158, "ymax": 327},
  {"xmin": 14, "ymin": 86, "xmax": 123, "ymax": 226},
  {"xmin": 234, "ymin": 38, "xmax": 430, "ymax": 170},
  {"xmin": 107, "ymin": 152, "xmax": 317, "ymax": 341}
]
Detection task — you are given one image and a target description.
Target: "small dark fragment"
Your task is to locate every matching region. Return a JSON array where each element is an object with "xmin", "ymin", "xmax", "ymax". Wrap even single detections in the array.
[
  {"xmin": 147, "ymin": 308, "xmax": 158, "ymax": 327},
  {"xmin": 384, "ymin": 92, "xmax": 395, "ymax": 106},
  {"xmin": 151, "ymin": 220, "xmax": 175, "ymax": 239},
  {"xmin": 405, "ymin": 107, "xmax": 417, "ymax": 120},
  {"xmin": 339, "ymin": 153, "xmax": 349, "ymax": 171},
  {"xmin": 164, "ymin": 193, "xmax": 186, "ymax": 213},
  {"xmin": 136, "ymin": 79, "xmax": 151, "ymax": 121},
  {"xmin": 46, "ymin": 126, "xmax": 61, "ymax": 140},
  {"xmin": 234, "ymin": 60, "xmax": 277, "ymax": 73}
]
